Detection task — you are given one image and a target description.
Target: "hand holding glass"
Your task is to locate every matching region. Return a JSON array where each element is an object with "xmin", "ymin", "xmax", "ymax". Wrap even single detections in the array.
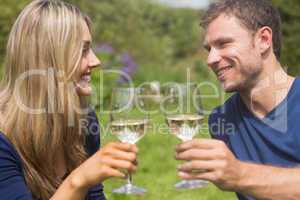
[
  {"xmin": 109, "ymin": 87, "xmax": 148, "ymax": 195},
  {"xmin": 163, "ymin": 83, "xmax": 208, "ymax": 189}
]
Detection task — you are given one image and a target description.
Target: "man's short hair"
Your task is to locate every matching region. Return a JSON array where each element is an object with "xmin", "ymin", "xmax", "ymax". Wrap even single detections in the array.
[{"xmin": 200, "ymin": 0, "xmax": 282, "ymax": 60}]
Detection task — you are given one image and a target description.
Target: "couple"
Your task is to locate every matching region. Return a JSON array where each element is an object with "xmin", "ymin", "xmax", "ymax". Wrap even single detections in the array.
[{"xmin": 0, "ymin": 0, "xmax": 299, "ymax": 200}]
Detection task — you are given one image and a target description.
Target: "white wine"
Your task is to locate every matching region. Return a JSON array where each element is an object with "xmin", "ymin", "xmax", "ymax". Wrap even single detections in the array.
[
  {"xmin": 110, "ymin": 119, "xmax": 148, "ymax": 144},
  {"xmin": 166, "ymin": 114, "xmax": 204, "ymax": 141}
]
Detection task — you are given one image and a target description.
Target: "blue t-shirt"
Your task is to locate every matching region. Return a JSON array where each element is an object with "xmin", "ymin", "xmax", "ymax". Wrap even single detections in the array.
[
  {"xmin": 208, "ymin": 77, "xmax": 300, "ymax": 200},
  {"xmin": 0, "ymin": 110, "xmax": 106, "ymax": 200}
]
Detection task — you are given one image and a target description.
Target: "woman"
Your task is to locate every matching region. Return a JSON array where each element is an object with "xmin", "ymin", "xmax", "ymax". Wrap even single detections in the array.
[{"xmin": 0, "ymin": 0, "xmax": 138, "ymax": 199}]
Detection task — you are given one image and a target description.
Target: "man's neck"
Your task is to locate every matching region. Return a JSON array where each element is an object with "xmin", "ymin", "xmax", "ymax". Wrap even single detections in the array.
[{"xmin": 239, "ymin": 61, "xmax": 294, "ymax": 119}]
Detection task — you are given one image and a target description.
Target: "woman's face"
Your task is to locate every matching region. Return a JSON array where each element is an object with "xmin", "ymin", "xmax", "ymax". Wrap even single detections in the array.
[{"xmin": 75, "ymin": 22, "xmax": 101, "ymax": 96}]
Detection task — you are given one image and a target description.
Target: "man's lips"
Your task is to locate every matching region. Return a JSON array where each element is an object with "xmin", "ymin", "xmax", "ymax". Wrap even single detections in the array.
[{"xmin": 216, "ymin": 66, "xmax": 232, "ymax": 80}]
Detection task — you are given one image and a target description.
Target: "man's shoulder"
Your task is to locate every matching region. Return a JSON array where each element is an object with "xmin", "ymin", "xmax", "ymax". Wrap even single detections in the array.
[
  {"xmin": 209, "ymin": 93, "xmax": 239, "ymax": 124},
  {"xmin": 208, "ymin": 94, "xmax": 240, "ymax": 141},
  {"xmin": 291, "ymin": 76, "xmax": 300, "ymax": 94}
]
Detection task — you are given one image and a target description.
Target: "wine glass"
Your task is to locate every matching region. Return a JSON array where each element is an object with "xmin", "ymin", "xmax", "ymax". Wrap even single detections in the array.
[
  {"xmin": 162, "ymin": 82, "xmax": 208, "ymax": 189},
  {"xmin": 109, "ymin": 87, "xmax": 148, "ymax": 195}
]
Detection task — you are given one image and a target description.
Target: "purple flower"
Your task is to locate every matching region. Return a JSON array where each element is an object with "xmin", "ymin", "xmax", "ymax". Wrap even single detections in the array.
[
  {"xmin": 94, "ymin": 43, "xmax": 114, "ymax": 53},
  {"xmin": 117, "ymin": 52, "xmax": 138, "ymax": 84}
]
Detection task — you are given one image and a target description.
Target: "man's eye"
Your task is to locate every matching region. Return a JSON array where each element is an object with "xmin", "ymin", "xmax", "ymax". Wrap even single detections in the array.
[
  {"xmin": 219, "ymin": 41, "xmax": 231, "ymax": 49},
  {"xmin": 204, "ymin": 45, "xmax": 210, "ymax": 52},
  {"xmin": 221, "ymin": 42, "xmax": 228, "ymax": 47}
]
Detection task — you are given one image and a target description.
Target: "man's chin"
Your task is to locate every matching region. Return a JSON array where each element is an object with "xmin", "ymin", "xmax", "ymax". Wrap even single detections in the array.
[
  {"xmin": 222, "ymin": 82, "xmax": 237, "ymax": 93},
  {"xmin": 224, "ymin": 89, "xmax": 236, "ymax": 93}
]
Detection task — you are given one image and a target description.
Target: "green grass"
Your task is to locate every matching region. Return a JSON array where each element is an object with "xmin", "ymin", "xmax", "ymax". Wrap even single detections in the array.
[
  {"xmin": 93, "ymin": 53, "xmax": 236, "ymax": 199},
  {"xmin": 98, "ymin": 111, "xmax": 237, "ymax": 200}
]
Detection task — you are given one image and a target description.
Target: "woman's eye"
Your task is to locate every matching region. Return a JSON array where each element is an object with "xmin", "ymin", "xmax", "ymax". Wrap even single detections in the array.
[{"xmin": 82, "ymin": 48, "xmax": 90, "ymax": 56}]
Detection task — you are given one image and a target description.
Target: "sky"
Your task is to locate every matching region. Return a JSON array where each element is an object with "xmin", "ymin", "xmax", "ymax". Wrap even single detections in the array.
[{"xmin": 153, "ymin": 0, "xmax": 211, "ymax": 9}]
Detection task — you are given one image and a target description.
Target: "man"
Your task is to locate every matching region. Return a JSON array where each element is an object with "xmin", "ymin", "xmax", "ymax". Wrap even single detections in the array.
[{"xmin": 175, "ymin": 0, "xmax": 300, "ymax": 199}]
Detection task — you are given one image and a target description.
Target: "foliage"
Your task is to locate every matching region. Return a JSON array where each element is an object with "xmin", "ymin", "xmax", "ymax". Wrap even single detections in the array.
[
  {"xmin": 101, "ymin": 112, "xmax": 236, "ymax": 200},
  {"xmin": 61, "ymin": 0, "xmax": 203, "ymax": 110},
  {"xmin": 0, "ymin": 0, "xmax": 29, "ymax": 64},
  {"xmin": 91, "ymin": 43, "xmax": 140, "ymax": 109},
  {"xmin": 0, "ymin": 0, "xmax": 202, "ymax": 91},
  {"xmin": 272, "ymin": 0, "xmax": 300, "ymax": 75},
  {"xmin": 0, "ymin": 1, "xmax": 299, "ymax": 199},
  {"xmin": 0, "ymin": 1, "xmax": 235, "ymax": 199},
  {"xmin": 65, "ymin": 0, "xmax": 201, "ymax": 66}
]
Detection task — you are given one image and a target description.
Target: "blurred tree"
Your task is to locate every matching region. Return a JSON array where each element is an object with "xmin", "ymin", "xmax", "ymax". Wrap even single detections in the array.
[
  {"xmin": 0, "ymin": 0, "xmax": 201, "ymax": 80},
  {"xmin": 0, "ymin": 0, "xmax": 29, "ymax": 64},
  {"xmin": 66, "ymin": 0, "xmax": 201, "ymax": 65},
  {"xmin": 272, "ymin": 0, "xmax": 300, "ymax": 75}
]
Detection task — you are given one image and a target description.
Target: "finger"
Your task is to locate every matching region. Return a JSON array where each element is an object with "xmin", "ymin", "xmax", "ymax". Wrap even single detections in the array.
[
  {"xmin": 102, "ymin": 167, "xmax": 126, "ymax": 179},
  {"xmin": 178, "ymin": 171, "xmax": 216, "ymax": 182},
  {"xmin": 177, "ymin": 160, "xmax": 217, "ymax": 172},
  {"xmin": 107, "ymin": 149, "xmax": 137, "ymax": 162},
  {"xmin": 176, "ymin": 139, "xmax": 223, "ymax": 153},
  {"xmin": 102, "ymin": 157, "xmax": 137, "ymax": 172},
  {"xmin": 175, "ymin": 149, "xmax": 216, "ymax": 161},
  {"xmin": 108, "ymin": 142, "xmax": 138, "ymax": 153}
]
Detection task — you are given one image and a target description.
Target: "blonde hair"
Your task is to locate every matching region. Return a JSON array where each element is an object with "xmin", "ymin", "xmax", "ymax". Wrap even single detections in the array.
[{"xmin": 0, "ymin": 0, "xmax": 92, "ymax": 199}]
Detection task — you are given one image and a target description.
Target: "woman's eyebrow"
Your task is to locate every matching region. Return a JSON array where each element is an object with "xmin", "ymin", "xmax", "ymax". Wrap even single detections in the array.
[{"xmin": 83, "ymin": 40, "xmax": 91, "ymax": 48}]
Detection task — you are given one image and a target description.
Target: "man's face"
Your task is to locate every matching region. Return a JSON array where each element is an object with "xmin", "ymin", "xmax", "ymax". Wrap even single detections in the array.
[{"xmin": 204, "ymin": 14, "xmax": 263, "ymax": 92}]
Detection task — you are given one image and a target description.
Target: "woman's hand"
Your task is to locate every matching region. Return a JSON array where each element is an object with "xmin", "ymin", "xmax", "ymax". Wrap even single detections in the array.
[{"xmin": 68, "ymin": 142, "xmax": 138, "ymax": 190}]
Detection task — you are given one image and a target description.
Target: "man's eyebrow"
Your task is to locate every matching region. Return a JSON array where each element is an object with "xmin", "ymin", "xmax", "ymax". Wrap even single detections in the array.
[
  {"xmin": 213, "ymin": 37, "xmax": 234, "ymax": 45},
  {"xmin": 203, "ymin": 37, "xmax": 234, "ymax": 50}
]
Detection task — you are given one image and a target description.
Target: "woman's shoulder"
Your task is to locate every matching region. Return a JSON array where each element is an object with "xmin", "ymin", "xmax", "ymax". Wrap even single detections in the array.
[
  {"xmin": 84, "ymin": 108, "xmax": 101, "ymax": 156},
  {"xmin": 0, "ymin": 132, "xmax": 15, "ymax": 151},
  {"xmin": 0, "ymin": 132, "xmax": 32, "ymax": 199},
  {"xmin": 0, "ymin": 132, "xmax": 23, "ymax": 170},
  {"xmin": 0, "ymin": 132, "xmax": 21, "ymax": 159}
]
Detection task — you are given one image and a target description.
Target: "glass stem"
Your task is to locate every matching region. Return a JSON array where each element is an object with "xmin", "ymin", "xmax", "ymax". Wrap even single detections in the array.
[{"xmin": 127, "ymin": 172, "xmax": 133, "ymax": 185}]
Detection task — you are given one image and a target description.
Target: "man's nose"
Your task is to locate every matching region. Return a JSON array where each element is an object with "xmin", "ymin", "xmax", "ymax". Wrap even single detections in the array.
[{"xmin": 207, "ymin": 47, "xmax": 221, "ymax": 68}]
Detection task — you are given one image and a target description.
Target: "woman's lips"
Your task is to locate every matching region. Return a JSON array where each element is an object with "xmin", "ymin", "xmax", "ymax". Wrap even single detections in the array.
[{"xmin": 80, "ymin": 74, "xmax": 91, "ymax": 83}]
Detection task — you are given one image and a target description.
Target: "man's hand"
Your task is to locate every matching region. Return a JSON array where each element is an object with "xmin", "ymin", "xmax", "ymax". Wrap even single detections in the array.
[{"xmin": 175, "ymin": 138, "xmax": 242, "ymax": 190}]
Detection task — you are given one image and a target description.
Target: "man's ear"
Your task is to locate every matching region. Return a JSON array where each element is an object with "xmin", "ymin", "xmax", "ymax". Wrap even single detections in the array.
[{"xmin": 256, "ymin": 26, "xmax": 273, "ymax": 54}]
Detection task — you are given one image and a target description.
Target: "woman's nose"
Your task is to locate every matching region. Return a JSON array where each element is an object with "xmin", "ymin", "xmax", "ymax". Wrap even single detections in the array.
[{"xmin": 89, "ymin": 50, "xmax": 101, "ymax": 68}]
